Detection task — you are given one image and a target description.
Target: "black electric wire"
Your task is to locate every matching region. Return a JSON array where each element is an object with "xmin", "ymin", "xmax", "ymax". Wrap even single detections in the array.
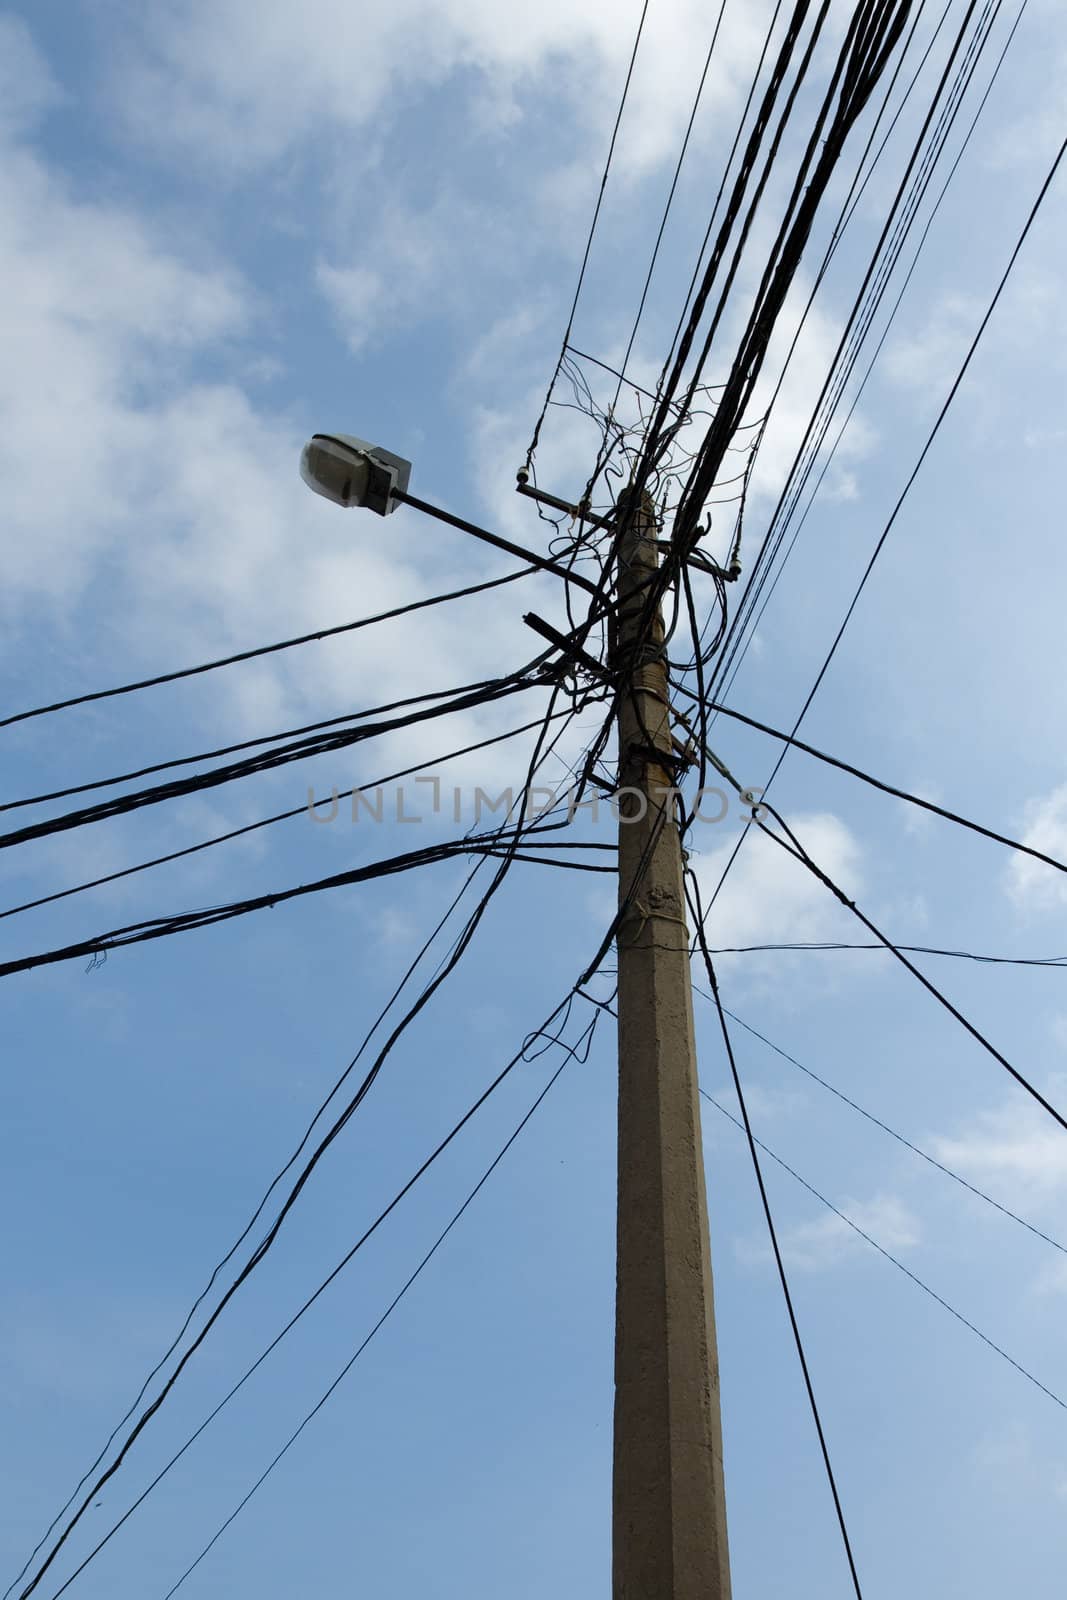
[
  {"xmin": 549, "ymin": 0, "xmax": 946, "ymax": 700},
  {"xmin": 666, "ymin": 0, "xmax": 842, "ymax": 507},
  {"xmin": 0, "ymin": 709, "xmax": 579, "ymax": 924},
  {"xmin": 24, "ymin": 689, "xmax": 594, "ymax": 1588},
  {"xmin": 0, "ymin": 815, "xmax": 594, "ymax": 979},
  {"xmin": 480, "ymin": 848, "xmax": 615, "ymax": 873},
  {"xmin": 658, "ymin": 0, "xmax": 788, "ymax": 388},
  {"xmin": 2, "ymin": 852, "xmax": 501, "ymax": 1600},
  {"xmin": 611, "ymin": 0, "xmax": 825, "ymax": 533},
  {"xmin": 0, "ymin": 567, "xmax": 537, "ymax": 732},
  {"xmin": 159, "ymin": 1022, "xmax": 593, "ymax": 1598},
  {"xmin": 752, "ymin": 801, "xmax": 1067, "ymax": 1137},
  {"xmin": 27, "ymin": 993, "xmax": 601, "ymax": 1600},
  {"xmin": 699, "ymin": 1088, "xmax": 1067, "ymax": 1409},
  {"xmin": 713, "ymin": 0, "xmax": 1024, "ymax": 710},
  {"xmin": 715, "ymin": 0, "xmax": 1003, "ymax": 686},
  {"xmin": 562, "ymin": 0, "xmax": 813, "ymax": 539},
  {"xmin": 2, "ymin": 672, "xmax": 527, "ymax": 814},
  {"xmin": 0, "ymin": 673, "xmax": 544, "ymax": 853},
  {"xmin": 15, "ymin": 676, "xmax": 602, "ymax": 1590},
  {"xmin": 14, "ymin": 679, "xmax": 582, "ymax": 1599},
  {"xmin": 582, "ymin": 0, "xmax": 917, "ymax": 671},
  {"xmin": 707, "ymin": 0, "xmax": 999, "ymax": 703},
  {"xmin": 524, "ymin": 0, "xmax": 651, "ymax": 469},
  {"xmin": 1, "ymin": 682, "xmax": 597, "ymax": 979},
  {"xmin": 693, "ymin": 108, "xmax": 1066, "ymax": 931},
  {"xmin": 710, "ymin": 2, "xmax": 956, "ymax": 669},
  {"xmin": 696, "ymin": 997, "xmax": 1067, "ymax": 1256},
  {"xmin": 703, "ymin": 0, "xmax": 956, "ymax": 695},
  {"xmin": 663, "ymin": 0, "xmax": 915, "ymax": 555},
  {"xmin": 601, "ymin": 0, "xmax": 731, "ymax": 421},
  {"xmin": 696, "ymin": 941, "xmax": 1067, "ymax": 968},
  {"xmin": 563, "ymin": 346, "xmax": 677, "ymax": 410},
  {"xmin": 687, "ymin": 869, "xmax": 865, "ymax": 1600},
  {"xmin": 655, "ymin": 0, "xmax": 824, "ymax": 437},
  {"xmin": 771, "ymin": 125, "xmax": 1067, "ymax": 795},
  {"xmin": 677, "ymin": 691, "xmax": 1067, "ymax": 877}
]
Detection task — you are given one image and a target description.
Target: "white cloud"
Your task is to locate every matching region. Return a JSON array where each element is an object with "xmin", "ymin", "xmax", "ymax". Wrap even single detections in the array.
[
  {"xmin": 690, "ymin": 810, "xmax": 865, "ymax": 955},
  {"xmin": 0, "ymin": 72, "xmax": 597, "ymax": 904},
  {"xmin": 737, "ymin": 1191, "xmax": 920, "ymax": 1272},
  {"xmin": 89, "ymin": 1, "xmax": 889, "ymax": 593},
  {"xmin": 982, "ymin": 36, "xmax": 1067, "ymax": 176},
  {"xmin": 0, "ymin": 15, "xmax": 64, "ymax": 136},
  {"xmin": 1022, "ymin": 424, "xmax": 1067, "ymax": 452},
  {"xmin": 462, "ymin": 306, "xmax": 547, "ymax": 385},
  {"xmin": 883, "ymin": 291, "xmax": 983, "ymax": 395},
  {"xmin": 928, "ymin": 1085, "xmax": 1067, "ymax": 1213},
  {"xmin": 741, "ymin": 276, "xmax": 878, "ymax": 513},
  {"xmin": 314, "ymin": 262, "xmax": 386, "ymax": 354},
  {"xmin": 893, "ymin": 780, "xmax": 941, "ymax": 839},
  {"xmin": 899, "ymin": 800, "xmax": 937, "ymax": 841},
  {"xmin": 109, "ymin": 0, "xmax": 777, "ymax": 180},
  {"xmin": 879, "ymin": 889, "xmax": 930, "ymax": 931},
  {"xmin": 0, "ymin": 86, "xmax": 558, "ymax": 794},
  {"xmin": 314, "ymin": 186, "xmax": 524, "ymax": 356},
  {"xmin": 971, "ymin": 1420, "xmax": 1034, "ymax": 1476},
  {"xmin": 378, "ymin": 906, "xmax": 419, "ymax": 946},
  {"xmin": 1031, "ymin": 1258, "xmax": 1067, "ymax": 1298},
  {"xmin": 822, "ymin": 468, "xmax": 859, "ymax": 503},
  {"xmin": 1003, "ymin": 784, "xmax": 1067, "ymax": 913},
  {"xmin": 704, "ymin": 1080, "xmax": 808, "ymax": 1127},
  {"xmin": 470, "ymin": 383, "xmax": 619, "ymax": 544},
  {"xmin": 971, "ymin": 1420, "xmax": 1067, "ymax": 1505},
  {"xmin": 885, "ymin": 261, "xmax": 1067, "ymax": 435},
  {"xmin": 0, "ymin": 123, "xmax": 249, "ymax": 611},
  {"xmin": 734, "ymin": 1081, "xmax": 807, "ymax": 1122}
]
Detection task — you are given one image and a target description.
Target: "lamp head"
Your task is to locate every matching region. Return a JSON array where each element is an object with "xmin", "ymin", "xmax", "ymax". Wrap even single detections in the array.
[{"xmin": 299, "ymin": 434, "xmax": 411, "ymax": 515}]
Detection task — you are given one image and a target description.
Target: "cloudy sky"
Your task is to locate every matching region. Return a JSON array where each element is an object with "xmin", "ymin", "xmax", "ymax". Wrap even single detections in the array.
[{"xmin": 2, "ymin": 1, "xmax": 1067, "ymax": 1595}]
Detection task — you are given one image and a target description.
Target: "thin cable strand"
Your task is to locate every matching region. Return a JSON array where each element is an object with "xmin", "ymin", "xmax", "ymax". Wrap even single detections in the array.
[
  {"xmin": 697, "ymin": 994, "xmax": 1067, "ymax": 1254},
  {"xmin": 30, "ymin": 997, "xmax": 600, "ymax": 1600},
  {"xmin": 760, "ymin": 125, "xmax": 1067, "ymax": 801},
  {"xmin": 0, "ymin": 568, "xmax": 536, "ymax": 732},
  {"xmin": 524, "ymin": 0, "xmax": 651, "ymax": 467},
  {"xmin": 13, "ymin": 688, "xmax": 581, "ymax": 1597},
  {"xmin": 700, "ymin": 1088, "xmax": 1067, "ymax": 1408},
  {"xmin": 0, "ymin": 709, "xmax": 580, "ymax": 924},
  {"xmin": 159, "ymin": 1030, "xmax": 590, "ymax": 1598},
  {"xmin": 679, "ymin": 690, "xmax": 1067, "ymax": 877},
  {"xmin": 754, "ymin": 801, "xmax": 1067, "ymax": 1136},
  {"xmin": 688, "ymin": 871, "xmax": 865, "ymax": 1600}
]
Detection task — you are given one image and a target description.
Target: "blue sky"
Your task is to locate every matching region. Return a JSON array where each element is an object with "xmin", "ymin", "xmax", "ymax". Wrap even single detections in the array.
[{"xmin": 2, "ymin": 2, "xmax": 1067, "ymax": 1595}]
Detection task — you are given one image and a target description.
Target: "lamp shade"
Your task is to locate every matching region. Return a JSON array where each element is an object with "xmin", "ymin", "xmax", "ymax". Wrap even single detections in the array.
[{"xmin": 299, "ymin": 433, "xmax": 412, "ymax": 515}]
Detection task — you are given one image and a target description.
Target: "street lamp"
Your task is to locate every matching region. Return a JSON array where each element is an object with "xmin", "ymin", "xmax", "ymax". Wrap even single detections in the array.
[
  {"xmin": 299, "ymin": 434, "xmax": 412, "ymax": 515},
  {"xmin": 298, "ymin": 429, "xmax": 602, "ymax": 597}
]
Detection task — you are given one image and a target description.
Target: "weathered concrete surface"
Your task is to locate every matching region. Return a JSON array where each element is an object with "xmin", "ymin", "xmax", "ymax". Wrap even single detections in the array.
[{"xmin": 613, "ymin": 498, "xmax": 731, "ymax": 1600}]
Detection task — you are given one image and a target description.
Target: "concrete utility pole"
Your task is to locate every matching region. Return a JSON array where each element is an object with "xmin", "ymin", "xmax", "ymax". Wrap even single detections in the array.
[{"xmin": 612, "ymin": 490, "xmax": 732, "ymax": 1599}]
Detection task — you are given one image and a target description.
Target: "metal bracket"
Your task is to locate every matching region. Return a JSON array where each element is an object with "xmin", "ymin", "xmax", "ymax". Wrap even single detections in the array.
[
  {"xmin": 523, "ymin": 612, "xmax": 613, "ymax": 683},
  {"xmin": 515, "ymin": 471, "xmax": 616, "ymax": 531}
]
